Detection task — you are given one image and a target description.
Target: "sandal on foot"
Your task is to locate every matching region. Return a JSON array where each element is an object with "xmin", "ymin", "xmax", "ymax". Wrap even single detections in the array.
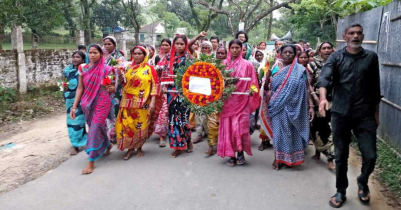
[
  {"xmin": 227, "ymin": 158, "xmax": 236, "ymax": 167},
  {"xmin": 258, "ymin": 142, "xmax": 265, "ymax": 151},
  {"xmin": 357, "ymin": 178, "xmax": 370, "ymax": 204},
  {"xmin": 329, "ymin": 192, "xmax": 347, "ymax": 208},
  {"xmin": 237, "ymin": 154, "xmax": 246, "ymax": 165},
  {"xmin": 159, "ymin": 141, "xmax": 166, "ymax": 148}
]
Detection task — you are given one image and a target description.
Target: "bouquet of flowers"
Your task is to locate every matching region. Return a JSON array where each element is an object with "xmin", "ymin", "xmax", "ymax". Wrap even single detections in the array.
[
  {"xmin": 57, "ymin": 78, "xmax": 69, "ymax": 92},
  {"xmin": 101, "ymin": 72, "xmax": 115, "ymax": 86},
  {"xmin": 110, "ymin": 58, "xmax": 128, "ymax": 83}
]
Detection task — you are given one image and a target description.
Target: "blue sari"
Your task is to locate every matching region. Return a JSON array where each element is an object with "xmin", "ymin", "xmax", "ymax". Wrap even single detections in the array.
[
  {"xmin": 63, "ymin": 65, "xmax": 87, "ymax": 148},
  {"xmin": 268, "ymin": 62, "xmax": 309, "ymax": 166}
]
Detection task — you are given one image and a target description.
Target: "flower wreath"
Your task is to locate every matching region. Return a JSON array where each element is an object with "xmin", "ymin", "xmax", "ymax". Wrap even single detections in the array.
[
  {"xmin": 174, "ymin": 54, "xmax": 237, "ymax": 116},
  {"xmin": 181, "ymin": 62, "xmax": 224, "ymax": 106}
]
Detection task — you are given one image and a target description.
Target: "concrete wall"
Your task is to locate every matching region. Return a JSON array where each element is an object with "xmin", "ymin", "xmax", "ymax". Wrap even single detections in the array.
[{"xmin": 0, "ymin": 49, "xmax": 74, "ymax": 88}]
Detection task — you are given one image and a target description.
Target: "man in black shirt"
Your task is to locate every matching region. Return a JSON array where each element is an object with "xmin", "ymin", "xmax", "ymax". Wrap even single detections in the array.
[{"xmin": 317, "ymin": 24, "xmax": 381, "ymax": 208}]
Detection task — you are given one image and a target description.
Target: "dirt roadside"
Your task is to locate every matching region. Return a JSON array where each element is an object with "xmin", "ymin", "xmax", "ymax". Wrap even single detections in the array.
[{"xmin": 0, "ymin": 112, "xmax": 73, "ymax": 194}]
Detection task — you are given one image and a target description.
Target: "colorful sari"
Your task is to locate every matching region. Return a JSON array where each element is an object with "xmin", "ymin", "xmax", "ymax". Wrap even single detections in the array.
[
  {"xmin": 267, "ymin": 60, "xmax": 310, "ymax": 166},
  {"xmin": 115, "ymin": 47, "xmax": 160, "ymax": 150},
  {"xmin": 154, "ymin": 57, "xmax": 169, "ymax": 138},
  {"xmin": 63, "ymin": 65, "xmax": 87, "ymax": 148},
  {"xmin": 159, "ymin": 51, "xmax": 192, "ymax": 150},
  {"xmin": 217, "ymin": 55, "xmax": 260, "ymax": 158},
  {"xmin": 104, "ymin": 43, "xmax": 125, "ymax": 144},
  {"xmin": 79, "ymin": 49, "xmax": 113, "ymax": 161}
]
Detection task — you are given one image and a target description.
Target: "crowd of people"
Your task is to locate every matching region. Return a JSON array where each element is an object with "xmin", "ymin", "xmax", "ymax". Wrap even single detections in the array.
[{"xmin": 64, "ymin": 23, "xmax": 380, "ymax": 208}]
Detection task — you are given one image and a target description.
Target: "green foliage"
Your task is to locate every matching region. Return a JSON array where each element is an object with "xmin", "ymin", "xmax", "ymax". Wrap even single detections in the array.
[
  {"xmin": 0, "ymin": 87, "xmax": 17, "ymax": 104},
  {"xmin": 375, "ymin": 140, "xmax": 401, "ymax": 196},
  {"xmin": 93, "ymin": 0, "xmax": 126, "ymax": 30},
  {"xmin": 150, "ymin": 2, "xmax": 195, "ymax": 37},
  {"xmin": 333, "ymin": 0, "xmax": 394, "ymax": 16},
  {"xmin": 173, "ymin": 54, "xmax": 236, "ymax": 116}
]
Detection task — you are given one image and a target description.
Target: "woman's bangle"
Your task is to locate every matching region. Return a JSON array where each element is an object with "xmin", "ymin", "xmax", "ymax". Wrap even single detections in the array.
[
  {"xmin": 309, "ymin": 105, "xmax": 315, "ymax": 107},
  {"xmin": 71, "ymin": 107, "xmax": 77, "ymax": 110},
  {"xmin": 311, "ymin": 92, "xmax": 317, "ymax": 95}
]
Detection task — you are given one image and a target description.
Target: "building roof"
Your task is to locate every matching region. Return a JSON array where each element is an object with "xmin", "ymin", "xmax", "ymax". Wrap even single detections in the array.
[{"xmin": 140, "ymin": 22, "xmax": 162, "ymax": 33}]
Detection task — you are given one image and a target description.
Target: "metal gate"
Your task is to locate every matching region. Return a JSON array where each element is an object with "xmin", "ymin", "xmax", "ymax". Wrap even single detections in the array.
[{"xmin": 336, "ymin": 0, "xmax": 401, "ymax": 152}]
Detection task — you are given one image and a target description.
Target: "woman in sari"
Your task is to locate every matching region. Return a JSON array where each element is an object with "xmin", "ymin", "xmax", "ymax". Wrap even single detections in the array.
[
  {"xmin": 192, "ymin": 40, "xmax": 214, "ymax": 144},
  {"xmin": 204, "ymin": 46, "xmax": 227, "ymax": 156},
  {"xmin": 103, "ymin": 36, "xmax": 125, "ymax": 144},
  {"xmin": 155, "ymin": 39, "xmax": 171, "ymax": 65},
  {"xmin": 159, "ymin": 35, "xmax": 194, "ymax": 158},
  {"xmin": 218, "ymin": 39, "xmax": 260, "ymax": 166},
  {"xmin": 70, "ymin": 44, "xmax": 114, "ymax": 174},
  {"xmin": 154, "ymin": 39, "xmax": 172, "ymax": 147},
  {"xmin": 254, "ymin": 49, "xmax": 273, "ymax": 151},
  {"xmin": 307, "ymin": 42, "xmax": 335, "ymax": 170},
  {"xmin": 103, "ymin": 36, "xmax": 125, "ymax": 65},
  {"xmin": 147, "ymin": 45, "xmax": 156, "ymax": 66},
  {"xmin": 263, "ymin": 45, "xmax": 314, "ymax": 170},
  {"xmin": 63, "ymin": 51, "xmax": 87, "ymax": 155},
  {"xmin": 115, "ymin": 46, "xmax": 160, "ymax": 160}
]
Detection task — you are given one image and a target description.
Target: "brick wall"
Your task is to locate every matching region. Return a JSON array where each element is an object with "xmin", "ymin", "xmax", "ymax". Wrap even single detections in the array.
[{"xmin": 0, "ymin": 49, "xmax": 75, "ymax": 88}]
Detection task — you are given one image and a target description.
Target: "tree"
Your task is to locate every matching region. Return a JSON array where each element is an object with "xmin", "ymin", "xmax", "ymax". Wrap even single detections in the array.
[
  {"xmin": 0, "ymin": 0, "xmax": 64, "ymax": 49},
  {"xmin": 334, "ymin": 0, "xmax": 393, "ymax": 16},
  {"xmin": 24, "ymin": 0, "xmax": 65, "ymax": 49},
  {"xmin": 93, "ymin": 0, "xmax": 125, "ymax": 36},
  {"xmin": 198, "ymin": 0, "xmax": 299, "ymax": 36},
  {"xmin": 61, "ymin": 0, "xmax": 78, "ymax": 38},
  {"xmin": 121, "ymin": 0, "xmax": 142, "ymax": 45},
  {"xmin": 187, "ymin": 0, "xmax": 224, "ymax": 32},
  {"xmin": 79, "ymin": 0, "xmax": 97, "ymax": 45}
]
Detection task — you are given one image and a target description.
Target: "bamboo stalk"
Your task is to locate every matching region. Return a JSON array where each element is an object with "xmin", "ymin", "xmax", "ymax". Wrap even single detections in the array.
[
  {"xmin": 335, "ymin": 40, "xmax": 377, "ymax": 44},
  {"xmin": 382, "ymin": 62, "xmax": 401, "ymax": 68},
  {"xmin": 382, "ymin": 98, "xmax": 401, "ymax": 111}
]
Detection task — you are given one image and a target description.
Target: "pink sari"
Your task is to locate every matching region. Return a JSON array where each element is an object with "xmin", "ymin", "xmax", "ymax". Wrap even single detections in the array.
[
  {"xmin": 217, "ymin": 55, "xmax": 260, "ymax": 158},
  {"xmin": 79, "ymin": 54, "xmax": 113, "ymax": 161}
]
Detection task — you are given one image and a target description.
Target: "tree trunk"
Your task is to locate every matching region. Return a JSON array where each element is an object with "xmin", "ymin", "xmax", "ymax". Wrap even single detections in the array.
[
  {"xmin": 134, "ymin": 27, "xmax": 140, "ymax": 45},
  {"xmin": 90, "ymin": 19, "xmax": 95, "ymax": 38},
  {"xmin": 0, "ymin": 25, "xmax": 4, "ymax": 51},
  {"xmin": 267, "ymin": 0, "xmax": 274, "ymax": 40},
  {"xmin": 81, "ymin": 0, "xmax": 91, "ymax": 45},
  {"xmin": 267, "ymin": 13, "xmax": 273, "ymax": 40},
  {"xmin": 31, "ymin": 29, "xmax": 39, "ymax": 50}
]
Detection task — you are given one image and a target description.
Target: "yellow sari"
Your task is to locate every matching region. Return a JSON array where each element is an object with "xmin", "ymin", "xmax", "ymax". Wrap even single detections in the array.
[{"xmin": 115, "ymin": 54, "xmax": 160, "ymax": 150}]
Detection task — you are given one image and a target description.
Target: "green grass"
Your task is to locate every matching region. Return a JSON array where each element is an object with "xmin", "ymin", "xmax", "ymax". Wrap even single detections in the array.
[
  {"xmin": 0, "ymin": 86, "xmax": 64, "ymax": 125},
  {"xmin": 352, "ymin": 137, "xmax": 401, "ymax": 197},
  {"xmin": 2, "ymin": 43, "xmax": 77, "ymax": 50},
  {"xmin": 375, "ymin": 140, "xmax": 401, "ymax": 196}
]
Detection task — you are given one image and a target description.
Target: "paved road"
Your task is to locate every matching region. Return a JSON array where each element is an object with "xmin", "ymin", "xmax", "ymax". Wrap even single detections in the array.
[{"xmin": 0, "ymin": 131, "xmax": 388, "ymax": 210}]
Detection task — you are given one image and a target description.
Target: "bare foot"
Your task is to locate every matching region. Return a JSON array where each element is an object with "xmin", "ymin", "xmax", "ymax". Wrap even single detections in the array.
[
  {"xmin": 311, "ymin": 152, "xmax": 320, "ymax": 161},
  {"xmin": 187, "ymin": 141, "xmax": 193, "ymax": 153},
  {"xmin": 258, "ymin": 141, "xmax": 265, "ymax": 151},
  {"xmin": 205, "ymin": 146, "xmax": 215, "ymax": 155},
  {"xmin": 272, "ymin": 160, "xmax": 280, "ymax": 170},
  {"xmin": 70, "ymin": 147, "xmax": 79, "ymax": 156},
  {"xmin": 103, "ymin": 143, "xmax": 113, "ymax": 157},
  {"xmin": 123, "ymin": 149, "xmax": 134, "ymax": 160},
  {"xmin": 82, "ymin": 161, "xmax": 94, "ymax": 174},
  {"xmin": 171, "ymin": 150, "xmax": 183, "ymax": 158},
  {"xmin": 137, "ymin": 148, "xmax": 144, "ymax": 158},
  {"xmin": 328, "ymin": 161, "xmax": 335, "ymax": 170},
  {"xmin": 192, "ymin": 135, "xmax": 203, "ymax": 144}
]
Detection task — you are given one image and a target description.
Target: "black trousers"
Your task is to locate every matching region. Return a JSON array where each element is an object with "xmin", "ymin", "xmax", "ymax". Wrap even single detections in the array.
[{"xmin": 331, "ymin": 112, "xmax": 378, "ymax": 194}]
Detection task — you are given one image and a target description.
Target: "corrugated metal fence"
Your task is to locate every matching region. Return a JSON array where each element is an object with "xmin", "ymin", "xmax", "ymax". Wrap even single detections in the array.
[{"xmin": 336, "ymin": 0, "xmax": 401, "ymax": 152}]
